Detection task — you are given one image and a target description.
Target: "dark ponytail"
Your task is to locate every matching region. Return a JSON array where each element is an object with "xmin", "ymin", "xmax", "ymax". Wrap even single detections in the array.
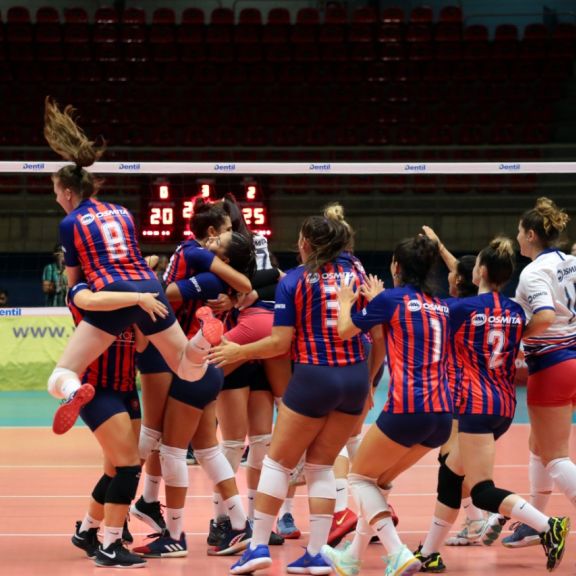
[
  {"xmin": 300, "ymin": 216, "xmax": 351, "ymax": 271},
  {"xmin": 190, "ymin": 198, "xmax": 229, "ymax": 240},
  {"xmin": 393, "ymin": 235, "xmax": 439, "ymax": 295}
]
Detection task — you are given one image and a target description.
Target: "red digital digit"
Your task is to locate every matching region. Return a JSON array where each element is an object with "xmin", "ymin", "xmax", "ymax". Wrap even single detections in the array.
[
  {"xmin": 150, "ymin": 207, "xmax": 161, "ymax": 225},
  {"xmin": 162, "ymin": 207, "xmax": 173, "ymax": 225},
  {"xmin": 246, "ymin": 185, "xmax": 257, "ymax": 200},
  {"xmin": 159, "ymin": 185, "xmax": 170, "ymax": 200},
  {"xmin": 242, "ymin": 207, "xmax": 253, "ymax": 225},
  {"xmin": 254, "ymin": 207, "xmax": 265, "ymax": 225},
  {"xmin": 182, "ymin": 200, "xmax": 193, "ymax": 219}
]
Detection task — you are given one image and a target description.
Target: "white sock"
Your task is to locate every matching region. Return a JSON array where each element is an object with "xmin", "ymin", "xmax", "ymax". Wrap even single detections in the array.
[
  {"xmin": 279, "ymin": 497, "xmax": 293, "ymax": 517},
  {"xmin": 510, "ymin": 500, "xmax": 549, "ymax": 533},
  {"xmin": 307, "ymin": 514, "xmax": 333, "ymax": 556},
  {"xmin": 224, "ymin": 495, "xmax": 247, "ymax": 530},
  {"xmin": 546, "ymin": 458, "xmax": 576, "ymax": 506},
  {"xmin": 103, "ymin": 525, "xmax": 122, "ymax": 548},
  {"xmin": 143, "ymin": 474, "xmax": 161, "ymax": 503},
  {"xmin": 462, "ymin": 496, "xmax": 484, "ymax": 521},
  {"xmin": 250, "ymin": 511, "xmax": 275, "ymax": 548},
  {"xmin": 373, "ymin": 516, "xmax": 403, "ymax": 555},
  {"xmin": 349, "ymin": 515, "xmax": 372, "ymax": 560},
  {"xmin": 166, "ymin": 507, "xmax": 184, "ymax": 539},
  {"xmin": 213, "ymin": 492, "xmax": 225, "ymax": 518},
  {"xmin": 335, "ymin": 478, "xmax": 348, "ymax": 513},
  {"xmin": 248, "ymin": 489, "xmax": 257, "ymax": 520},
  {"xmin": 421, "ymin": 516, "xmax": 453, "ymax": 555},
  {"xmin": 530, "ymin": 452, "xmax": 553, "ymax": 512},
  {"xmin": 62, "ymin": 379, "xmax": 81, "ymax": 399},
  {"xmin": 80, "ymin": 513, "xmax": 101, "ymax": 533}
]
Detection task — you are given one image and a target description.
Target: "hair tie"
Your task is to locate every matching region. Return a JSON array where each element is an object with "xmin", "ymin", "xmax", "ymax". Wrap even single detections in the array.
[{"xmin": 73, "ymin": 164, "xmax": 83, "ymax": 178}]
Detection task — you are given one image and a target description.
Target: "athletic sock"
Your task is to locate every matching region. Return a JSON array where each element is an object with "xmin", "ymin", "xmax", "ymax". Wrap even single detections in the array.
[
  {"xmin": 462, "ymin": 496, "xmax": 484, "ymax": 521},
  {"xmin": 103, "ymin": 525, "xmax": 123, "ymax": 548},
  {"xmin": 247, "ymin": 489, "xmax": 257, "ymax": 520},
  {"xmin": 166, "ymin": 507, "xmax": 184, "ymax": 540},
  {"xmin": 421, "ymin": 516, "xmax": 453, "ymax": 555},
  {"xmin": 373, "ymin": 516, "xmax": 403, "ymax": 555},
  {"xmin": 224, "ymin": 495, "xmax": 246, "ymax": 530},
  {"xmin": 80, "ymin": 513, "xmax": 101, "ymax": 533},
  {"xmin": 279, "ymin": 497, "xmax": 293, "ymax": 517},
  {"xmin": 510, "ymin": 500, "xmax": 549, "ymax": 533},
  {"xmin": 250, "ymin": 511, "xmax": 275, "ymax": 548},
  {"xmin": 307, "ymin": 514, "xmax": 333, "ymax": 556},
  {"xmin": 335, "ymin": 478, "xmax": 348, "ymax": 513},
  {"xmin": 143, "ymin": 474, "xmax": 161, "ymax": 503},
  {"xmin": 349, "ymin": 515, "xmax": 372, "ymax": 560}
]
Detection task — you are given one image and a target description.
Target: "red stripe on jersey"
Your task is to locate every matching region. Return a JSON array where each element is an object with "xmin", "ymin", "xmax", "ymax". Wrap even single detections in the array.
[
  {"xmin": 319, "ymin": 270, "xmax": 334, "ymax": 366},
  {"xmin": 386, "ymin": 307, "xmax": 403, "ymax": 412},
  {"xmin": 304, "ymin": 278, "xmax": 319, "ymax": 364},
  {"xmin": 405, "ymin": 295, "xmax": 416, "ymax": 413},
  {"xmin": 293, "ymin": 279, "xmax": 306, "ymax": 362},
  {"xmin": 116, "ymin": 211, "xmax": 141, "ymax": 276}
]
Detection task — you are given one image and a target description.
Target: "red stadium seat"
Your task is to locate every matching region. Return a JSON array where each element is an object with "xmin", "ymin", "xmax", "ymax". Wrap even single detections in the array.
[
  {"xmin": 63, "ymin": 7, "xmax": 88, "ymax": 23},
  {"xmin": 439, "ymin": 6, "xmax": 462, "ymax": 23},
  {"xmin": 35, "ymin": 23, "xmax": 61, "ymax": 43},
  {"xmin": 380, "ymin": 7, "xmax": 404, "ymax": 24},
  {"xmin": 93, "ymin": 24, "xmax": 118, "ymax": 43},
  {"xmin": 152, "ymin": 8, "xmax": 175, "ymax": 24},
  {"xmin": 211, "ymin": 8, "xmax": 234, "ymax": 25},
  {"xmin": 65, "ymin": 43, "xmax": 91, "ymax": 61},
  {"xmin": 123, "ymin": 7, "xmax": 146, "ymax": 24},
  {"xmin": 149, "ymin": 25, "xmax": 175, "ymax": 44},
  {"xmin": 296, "ymin": 8, "xmax": 320, "ymax": 25},
  {"xmin": 7, "ymin": 6, "xmax": 30, "ymax": 22},
  {"xmin": 63, "ymin": 23, "xmax": 89, "ymax": 44},
  {"xmin": 377, "ymin": 24, "xmax": 403, "ymax": 43},
  {"xmin": 325, "ymin": 5, "xmax": 348, "ymax": 24},
  {"xmin": 94, "ymin": 7, "xmax": 118, "ymax": 24},
  {"xmin": 121, "ymin": 25, "xmax": 147, "ymax": 44},
  {"xmin": 410, "ymin": 6, "xmax": 433, "ymax": 24},
  {"xmin": 495, "ymin": 24, "xmax": 518, "ymax": 41},
  {"xmin": 406, "ymin": 24, "xmax": 432, "ymax": 42},
  {"xmin": 349, "ymin": 23, "xmax": 373, "ymax": 43},
  {"xmin": 463, "ymin": 25, "xmax": 488, "ymax": 42},
  {"xmin": 291, "ymin": 25, "xmax": 317, "ymax": 44},
  {"xmin": 435, "ymin": 23, "xmax": 461, "ymax": 42},
  {"xmin": 234, "ymin": 24, "xmax": 261, "ymax": 44},
  {"xmin": 37, "ymin": 43, "xmax": 64, "ymax": 61},
  {"xmin": 6, "ymin": 23, "xmax": 33, "ymax": 43},
  {"xmin": 319, "ymin": 25, "xmax": 345, "ymax": 44},
  {"xmin": 352, "ymin": 7, "xmax": 378, "ymax": 24},
  {"xmin": 267, "ymin": 8, "xmax": 290, "ymax": 25},
  {"xmin": 177, "ymin": 25, "xmax": 204, "ymax": 45},
  {"xmin": 239, "ymin": 8, "xmax": 262, "ymax": 25},
  {"xmin": 182, "ymin": 8, "xmax": 205, "ymax": 24},
  {"xmin": 36, "ymin": 7, "xmax": 60, "ymax": 23},
  {"xmin": 124, "ymin": 43, "xmax": 150, "ymax": 61}
]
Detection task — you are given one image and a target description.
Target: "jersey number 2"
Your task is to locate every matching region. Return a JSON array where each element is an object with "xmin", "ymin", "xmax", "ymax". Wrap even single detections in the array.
[{"xmin": 487, "ymin": 329, "xmax": 504, "ymax": 369}]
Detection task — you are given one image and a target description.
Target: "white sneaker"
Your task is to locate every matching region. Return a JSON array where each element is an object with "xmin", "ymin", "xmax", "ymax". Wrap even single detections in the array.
[
  {"xmin": 384, "ymin": 545, "xmax": 421, "ymax": 576},
  {"xmin": 481, "ymin": 514, "xmax": 507, "ymax": 546},
  {"xmin": 320, "ymin": 543, "xmax": 361, "ymax": 576},
  {"xmin": 445, "ymin": 517, "xmax": 486, "ymax": 546}
]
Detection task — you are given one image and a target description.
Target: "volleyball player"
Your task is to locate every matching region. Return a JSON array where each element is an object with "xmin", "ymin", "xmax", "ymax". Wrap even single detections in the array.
[
  {"xmin": 504, "ymin": 197, "xmax": 576, "ymax": 547},
  {"xmin": 209, "ymin": 215, "xmax": 371, "ymax": 574},
  {"xmin": 66, "ymin": 284, "xmax": 168, "ymax": 568},
  {"xmin": 413, "ymin": 237, "xmax": 569, "ymax": 573},
  {"xmin": 321, "ymin": 234, "xmax": 453, "ymax": 576},
  {"xmin": 43, "ymin": 98, "xmax": 229, "ymax": 436}
]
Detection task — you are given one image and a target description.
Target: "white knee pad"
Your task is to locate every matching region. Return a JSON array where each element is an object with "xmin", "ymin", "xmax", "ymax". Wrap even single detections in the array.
[
  {"xmin": 546, "ymin": 457, "xmax": 576, "ymax": 501},
  {"xmin": 259, "ymin": 455, "xmax": 291, "ymax": 500},
  {"xmin": 139, "ymin": 426, "xmax": 162, "ymax": 461},
  {"xmin": 47, "ymin": 367, "xmax": 79, "ymax": 399},
  {"xmin": 195, "ymin": 445, "xmax": 235, "ymax": 486},
  {"xmin": 338, "ymin": 446, "xmax": 349, "ymax": 459},
  {"xmin": 304, "ymin": 462, "xmax": 336, "ymax": 499},
  {"xmin": 530, "ymin": 451, "xmax": 554, "ymax": 493},
  {"xmin": 247, "ymin": 434, "xmax": 272, "ymax": 471},
  {"xmin": 222, "ymin": 439, "xmax": 245, "ymax": 473},
  {"xmin": 346, "ymin": 435, "xmax": 362, "ymax": 462},
  {"xmin": 349, "ymin": 472, "xmax": 389, "ymax": 523},
  {"xmin": 159, "ymin": 444, "xmax": 188, "ymax": 488}
]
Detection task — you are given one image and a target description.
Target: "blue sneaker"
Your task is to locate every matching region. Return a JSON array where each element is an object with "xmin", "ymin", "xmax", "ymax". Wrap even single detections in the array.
[
  {"xmin": 501, "ymin": 522, "xmax": 542, "ymax": 548},
  {"xmin": 132, "ymin": 530, "xmax": 187, "ymax": 557},
  {"xmin": 286, "ymin": 550, "xmax": 332, "ymax": 574},
  {"xmin": 230, "ymin": 544, "xmax": 272, "ymax": 574},
  {"xmin": 277, "ymin": 513, "xmax": 302, "ymax": 539}
]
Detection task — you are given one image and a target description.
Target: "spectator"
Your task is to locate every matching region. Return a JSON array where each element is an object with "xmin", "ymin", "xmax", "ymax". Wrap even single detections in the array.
[
  {"xmin": 42, "ymin": 244, "xmax": 68, "ymax": 307},
  {"xmin": 145, "ymin": 254, "xmax": 169, "ymax": 288},
  {"xmin": 571, "ymin": 242, "xmax": 576, "ymax": 257},
  {"xmin": 0, "ymin": 289, "xmax": 8, "ymax": 307}
]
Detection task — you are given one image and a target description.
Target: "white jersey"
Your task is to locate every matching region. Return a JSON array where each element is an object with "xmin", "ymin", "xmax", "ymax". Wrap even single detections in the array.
[
  {"xmin": 515, "ymin": 249, "xmax": 576, "ymax": 363},
  {"xmin": 253, "ymin": 234, "xmax": 273, "ymax": 271}
]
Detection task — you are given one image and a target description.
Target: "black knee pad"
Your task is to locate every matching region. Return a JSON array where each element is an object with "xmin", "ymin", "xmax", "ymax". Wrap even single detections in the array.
[
  {"xmin": 105, "ymin": 466, "xmax": 142, "ymax": 505},
  {"xmin": 438, "ymin": 452, "xmax": 449, "ymax": 465},
  {"xmin": 437, "ymin": 461, "xmax": 464, "ymax": 510},
  {"xmin": 470, "ymin": 480, "xmax": 513, "ymax": 514},
  {"xmin": 91, "ymin": 474, "xmax": 113, "ymax": 505}
]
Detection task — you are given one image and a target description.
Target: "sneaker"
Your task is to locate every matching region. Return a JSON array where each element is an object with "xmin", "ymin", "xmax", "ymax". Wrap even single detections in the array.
[
  {"xmin": 321, "ymin": 542, "xmax": 361, "ymax": 576},
  {"xmin": 286, "ymin": 549, "xmax": 332, "ymax": 574},
  {"xmin": 277, "ymin": 512, "xmax": 302, "ymax": 539},
  {"xmin": 196, "ymin": 306, "xmax": 223, "ymax": 346},
  {"xmin": 207, "ymin": 517, "xmax": 252, "ymax": 556},
  {"xmin": 445, "ymin": 518, "xmax": 486, "ymax": 546},
  {"xmin": 132, "ymin": 530, "xmax": 187, "ymax": 558},
  {"xmin": 130, "ymin": 496, "xmax": 166, "ymax": 533},
  {"xmin": 482, "ymin": 514, "xmax": 507, "ymax": 546},
  {"xmin": 540, "ymin": 516, "xmax": 570, "ymax": 572},
  {"xmin": 501, "ymin": 522, "xmax": 541, "ymax": 548},
  {"xmin": 94, "ymin": 538, "xmax": 147, "ymax": 569},
  {"xmin": 385, "ymin": 545, "xmax": 422, "ymax": 576},
  {"xmin": 52, "ymin": 383, "xmax": 95, "ymax": 435},
  {"xmin": 71, "ymin": 521, "xmax": 100, "ymax": 559},
  {"xmin": 413, "ymin": 545, "xmax": 446, "ymax": 573},
  {"xmin": 230, "ymin": 544, "xmax": 272, "ymax": 574},
  {"xmin": 122, "ymin": 518, "xmax": 133, "ymax": 544},
  {"xmin": 328, "ymin": 508, "xmax": 358, "ymax": 547},
  {"xmin": 207, "ymin": 515, "xmax": 226, "ymax": 546},
  {"xmin": 186, "ymin": 446, "xmax": 197, "ymax": 465},
  {"xmin": 269, "ymin": 530, "xmax": 285, "ymax": 546}
]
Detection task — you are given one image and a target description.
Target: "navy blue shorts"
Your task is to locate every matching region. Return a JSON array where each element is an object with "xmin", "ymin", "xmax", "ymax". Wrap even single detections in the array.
[
  {"xmin": 222, "ymin": 362, "xmax": 261, "ymax": 391},
  {"xmin": 136, "ymin": 342, "xmax": 170, "ymax": 374},
  {"xmin": 83, "ymin": 279, "xmax": 176, "ymax": 337},
  {"xmin": 283, "ymin": 361, "xmax": 370, "ymax": 419},
  {"xmin": 458, "ymin": 414, "xmax": 513, "ymax": 440},
  {"xmin": 376, "ymin": 412, "xmax": 452, "ymax": 448},
  {"xmin": 169, "ymin": 364, "xmax": 224, "ymax": 409},
  {"xmin": 80, "ymin": 387, "xmax": 141, "ymax": 432}
]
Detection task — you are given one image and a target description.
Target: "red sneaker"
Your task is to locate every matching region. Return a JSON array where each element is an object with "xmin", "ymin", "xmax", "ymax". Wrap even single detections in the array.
[
  {"xmin": 327, "ymin": 508, "xmax": 358, "ymax": 546},
  {"xmin": 195, "ymin": 306, "xmax": 224, "ymax": 346},
  {"xmin": 52, "ymin": 383, "xmax": 95, "ymax": 435}
]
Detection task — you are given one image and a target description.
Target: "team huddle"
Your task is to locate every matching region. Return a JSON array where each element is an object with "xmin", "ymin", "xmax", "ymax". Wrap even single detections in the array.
[{"xmin": 43, "ymin": 98, "xmax": 576, "ymax": 575}]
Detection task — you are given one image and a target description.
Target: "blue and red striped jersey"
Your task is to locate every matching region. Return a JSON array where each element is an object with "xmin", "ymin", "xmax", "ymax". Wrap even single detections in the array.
[
  {"xmin": 163, "ymin": 239, "xmax": 215, "ymax": 285},
  {"xmin": 449, "ymin": 291, "xmax": 525, "ymax": 418},
  {"xmin": 352, "ymin": 286, "xmax": 452, "ymax": 414},
  {"xmin": 67, "ymin": 284, "xmax": 136, "ymax": 391},
  {"xmin": 273, "ymin": 253, "xmax": 367, "ymax": 366},
  {"xmin": 59, "ymin": 198, "xmax": 154, "ymax": 291},
  {"xmin": 444, "ymin": 297, "xmax": 463, "ymax": 412}
]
